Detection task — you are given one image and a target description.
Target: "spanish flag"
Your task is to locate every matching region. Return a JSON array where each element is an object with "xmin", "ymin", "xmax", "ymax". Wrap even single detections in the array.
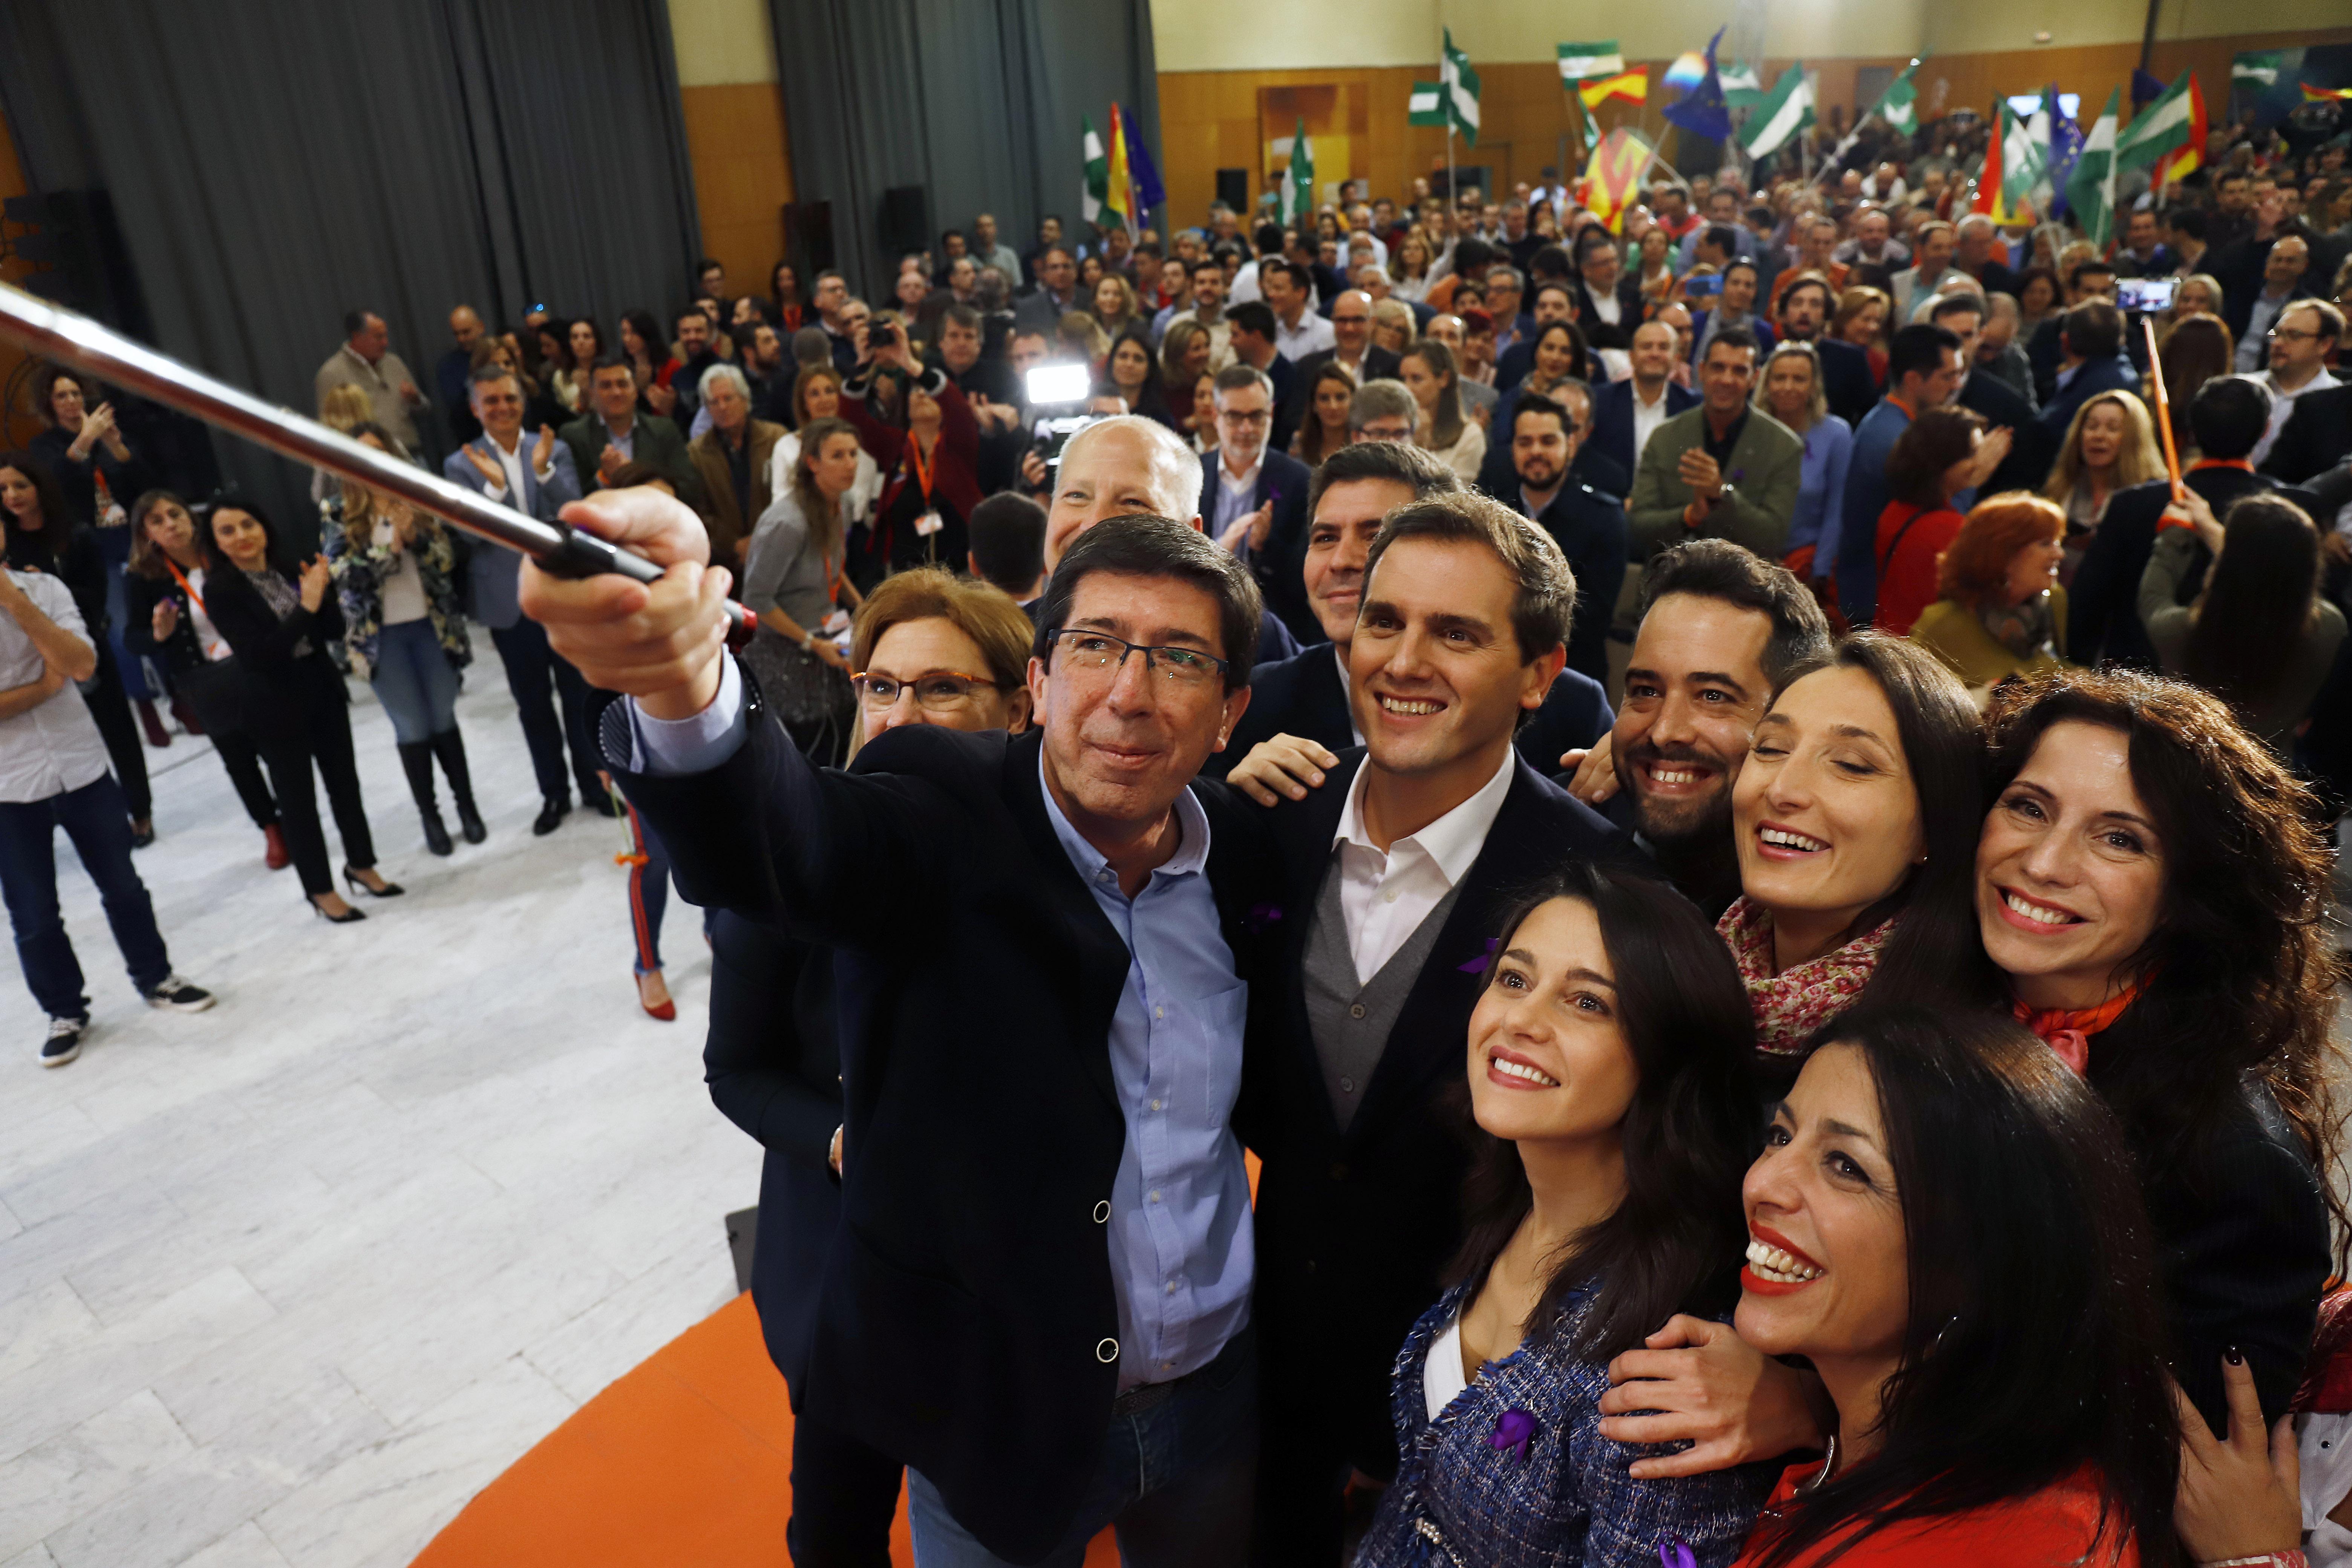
[
  {"xmin": 1579, "ymin": 68, "xmax": 1648, "ymax": 111},
  {"xmin": 2302, "ymin": 83, "xmax": 2352, "ymax": 101},
  {"xmin": 1104, "ymin": 103, "xmax": 1134, "ymax": 232},
  {"xmin": 1583, "ymin": 127, "xmax": 1654, "ymax": 235}
]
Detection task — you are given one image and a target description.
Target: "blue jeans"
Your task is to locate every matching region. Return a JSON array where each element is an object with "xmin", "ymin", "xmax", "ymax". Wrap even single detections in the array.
[
  {"xmin": 0, "ymin": 772, "xmax": 172, "ymax": 1019},
  {"xmin": 908, "ymin": 1330, "xmax": 1257, "ymax": 1568},
  {"xmin": 369, "ymin": 618, "xmax": 459, "ymax": 744}
]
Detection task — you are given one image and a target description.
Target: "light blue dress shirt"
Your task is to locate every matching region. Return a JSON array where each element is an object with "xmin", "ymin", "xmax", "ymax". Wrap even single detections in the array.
[
  {"xmin": 1786, "ymin": 414, "xmax": 1854, "ymax": 563},
  {"xmin": 629, "ymin": 676, "xmax": 1256, "ymax": 1389}
]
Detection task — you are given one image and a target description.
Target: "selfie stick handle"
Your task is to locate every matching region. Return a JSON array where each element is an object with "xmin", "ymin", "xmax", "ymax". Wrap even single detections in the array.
[{"xmin": 2142, "ymin": 315, "xmax": 2184, "ymax": 505}]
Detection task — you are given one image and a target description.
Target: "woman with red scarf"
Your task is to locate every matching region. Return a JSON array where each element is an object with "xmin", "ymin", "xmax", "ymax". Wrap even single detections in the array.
[
  {"xmin": 1974, "ymin": 667, "xmax": 2338, "ymax": 1437},
  {"xmin": 836, "ymin": 320, "xmax": 979, "ymax": 594}
]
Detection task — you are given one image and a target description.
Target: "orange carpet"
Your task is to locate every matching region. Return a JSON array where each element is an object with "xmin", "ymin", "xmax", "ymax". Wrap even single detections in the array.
[{"xmin": 410, "ymin": 1291, "xmax": 1118, "ymax": 1567}]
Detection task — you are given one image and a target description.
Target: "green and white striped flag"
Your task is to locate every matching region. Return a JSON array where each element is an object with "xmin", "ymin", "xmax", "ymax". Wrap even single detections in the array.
[
  {"xmin": 2116, "ymin": 70, "xmax": 2194, "ymax": 171},
  {"xmin": 2000, "ymin": 102, "xmax": 2047, "ymax": 211},
  {"xmin": 1081, "ymin": 116, "xmax": 1107, "ymax": 225},
  {"xmin": 1722, "ymin": 59, "xmax": 1766, "ymax": 110},
  {"xmin": 1442, "ymin": 29, "xmax": 1481, "ymax": 145},
  {"xmin": 1556, "ymin": 41, "xmax": 1623, "ymax": 81},
  {"xmin": 2065, "ymin": 88, "xmax": 2121, "ymax": 248},
  {"xmin": 1408, "ymin": 82, "xmax": 1448, "ymax": 126},
  {"xmin": 2233, "ymin": 50, "xmax": 2290, "ymax": 88},
  {"xmin": 1871, "ymin": 59, "xmax": 1922, "ymax": 133},
  {"xmin": 1738, "ymin": 64, "xmax": 1815, "ymax": 158},
  {"xmin": 1282, "ymin": 118, "xmax": 1315, "ymax": 224}
]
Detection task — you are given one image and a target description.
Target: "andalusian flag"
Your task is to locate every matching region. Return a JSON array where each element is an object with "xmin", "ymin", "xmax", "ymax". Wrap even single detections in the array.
[
  {"xmin": 1579, "ymin": 69, "xmax": 1648, "ymax": 111},
  {"xmin": 1104, "ymin": 103, "xmax": 1135, "ymax": 233},
  {"xmin": 1970, "ymin": 106, "xmax": 2034, "ymax": 225},
  {"xmin": 2117, "ymin": 70, "xmax": 2199, "ymax": 175},
  {"xmin": 2064, "ymin": 89, "xmax": 2121, "ymax": 249},
  {"xmin": 1722, "ymin": 59, "xmax": 1766, "ymax": 110},
  {"xmin": 2156, "ymin": 73, "xmax": 2208, "ymax": 184},
  {"xmin": 1869, "ymin": 59, "xmax": 1922, "ymax": 133},
  {"xmin": 1583, "ymin": 127, "xmax": 1654, "ymax": 235},
  {"xmin": 2001, "ymin": 102, "xmax": 2049, "ymax": 214},
  {"xmin": 1408, "ymin": 82, "xmax": 1448, "ymax": 126},
  {"xmin": 1281, "ymin": 117, "xmax": 1314, "ymax": 224},
  {"xmin": 1557, "ymin": 41, "xmax": 1624, "ymax": 82},
  {"xmin": 1081, "ymin": 116, "xmax": 1107, "ymax": 225},
  {"xmin": 2235, "ymin": 51, "xmax": 2289, "ymax": 88},
  {"xmin": 1442, "ymin": 29, "xmax": 1481, "ymax": 145},
  {"xmin": 1739, "ymin": 64, "xmax": 1815, "ymax": 158}
]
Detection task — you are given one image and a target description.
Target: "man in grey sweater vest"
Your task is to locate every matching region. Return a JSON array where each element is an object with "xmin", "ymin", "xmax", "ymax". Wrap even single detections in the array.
[{"xmin": 1228, "ymin": 488, "xmax": 1632, "ymax": 1563}]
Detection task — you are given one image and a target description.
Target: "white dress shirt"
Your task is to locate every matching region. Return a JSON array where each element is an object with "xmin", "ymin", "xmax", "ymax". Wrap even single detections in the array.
[
  {"xmin": 479, "ymin": 432, "xmax": 555, "ymax": 504},
  {"xmin": 0, "ymin": 569, "xmax": 109, "ymax": 804},
  {"xmin": 1330, "ymin": 745, "xmax": 1514, "ymax": 982},
  {"xmin": 1631, "ymin": 380, "xmax": 1675, "ymax": 468},
  {"xmin": 1274, "ymin": 310, "xmax": 1336, "ymax": 363}
]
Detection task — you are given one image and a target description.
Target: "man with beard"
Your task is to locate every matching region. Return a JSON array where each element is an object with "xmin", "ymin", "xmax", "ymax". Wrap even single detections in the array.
[{"xmin": 1556, "ymin": 539, "xmax": 1830, "ymax": 917}]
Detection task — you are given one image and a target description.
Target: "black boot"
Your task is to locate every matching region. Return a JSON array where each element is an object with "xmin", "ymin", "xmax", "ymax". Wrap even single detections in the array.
[
  {"xmin": 430, "ymin": 729, "xmax": 487, "ymax": 845},
  {"xmin": 398, "ymin": 740, "xmax": 453, "ymax": 857}
]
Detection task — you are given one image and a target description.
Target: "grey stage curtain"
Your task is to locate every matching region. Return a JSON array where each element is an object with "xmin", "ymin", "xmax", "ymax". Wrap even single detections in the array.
[
  {"xmin": 0, "ymin": 0, "xmax": 701, "ymax": 529},
  {"xmin": 769, "ymin": 0, "xmax": 1159, "ymax": 299}
]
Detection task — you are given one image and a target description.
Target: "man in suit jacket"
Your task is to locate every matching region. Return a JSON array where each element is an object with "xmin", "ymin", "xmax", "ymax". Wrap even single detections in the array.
[
  {"xmin": 1507, "ymin": 391, "xmax": 1626, "ymax": 684},
  {"xmin": 559, "ymin": 357, "xmax": 701, "ymax": 505},
  {"xmin": 1589, "ymin": 322, "xmax": 1700, "ymax": 482},
  {"xmin": 1203, "ymin": 364, "xmax": 1318, "ymax": 645},
  {"xmin": 1492, "ymin": 279, "xmax": 1584, "ymax": 392},
  {"xmin": 2262, "ymin": 383, "xmax": 2352, "ymax": 486},
  {"xmin": 537, "ymin": 510, "xmax": 1283, "ymax": 1565},
  {"xmin": 1225, "ymin": 490, "xmax": 1626, "ymax": 1562},
  {"xmin": 1570, "ymin": 230, "xmax": 1646, "ymax": 352},
  {"xmin": 1282, "ymin": 291, "xmax": 1402, "ymax": 453},
  {"xmin": 1208, "ymin": 441, "xmax": 1611, "ymax": 781},
  {"xmin": 2038, "ymin": 301, "xmax": 2140, "ymax": 441},
  {"xmin": 685, "ymin": 364, "xmax": 786, "ymax": 569},
  {"xmin": 1836, "ymin": 323, "xmax": 1980, "ymax": 625},
  {"xmin": 1935, "ymin": 294, "xmax": 2052, "ymax": 496},
  {"xmin": 1629, "ymin": 328, "xmax": 1805, "ymax": 562},
  {"xmin": 441, "ymin": 365, "xmax": 598, "ymax": 834},
  {"xmin": 1011, "ymin": 244, "xmax": 1081, "ymax": 340}
]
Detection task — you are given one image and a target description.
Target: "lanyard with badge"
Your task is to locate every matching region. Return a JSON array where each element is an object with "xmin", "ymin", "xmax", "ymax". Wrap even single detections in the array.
[{"xmin": 905, "ymin": 435, "xmax": 943, "ymax": 560}]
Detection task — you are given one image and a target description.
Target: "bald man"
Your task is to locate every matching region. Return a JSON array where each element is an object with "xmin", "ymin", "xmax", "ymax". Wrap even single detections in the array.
[{"xmin": 438, "ymin": 305, "xmax": 488, "ymax": 443}]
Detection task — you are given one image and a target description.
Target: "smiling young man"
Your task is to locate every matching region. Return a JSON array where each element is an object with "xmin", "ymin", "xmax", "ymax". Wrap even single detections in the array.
[
  {"xmin": 1231, "ymin": 492, "xmax": 1625, "ymax": 1562},
  {"xmin": 1559, "ymin": 540, "xmax": 1830, "ymax": 918},
  {"xmin": 526, "ymin": 501, "xmax": 1283, "ymax": 1565}
]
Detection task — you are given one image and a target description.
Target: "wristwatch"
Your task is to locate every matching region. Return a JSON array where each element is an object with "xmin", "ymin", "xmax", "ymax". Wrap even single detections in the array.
[{"xmin": 1714, "ymin": 482, "xmax": 1737, "ymax": 508}]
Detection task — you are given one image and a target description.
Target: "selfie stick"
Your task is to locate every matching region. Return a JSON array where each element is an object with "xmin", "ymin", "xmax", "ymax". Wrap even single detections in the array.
[
  {"xmin": 2141, "ymin": 315, "xmax": 2184, "ymax": 505},
  {"xmin": 0, "ymin": 282, "xmax": 757, "ymax": 646}
]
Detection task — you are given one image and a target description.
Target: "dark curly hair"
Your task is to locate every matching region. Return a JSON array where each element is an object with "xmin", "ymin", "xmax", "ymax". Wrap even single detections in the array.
[{"xmin": 1981, "ymin": 668, "xmax": 2345, "ymax": 1254}]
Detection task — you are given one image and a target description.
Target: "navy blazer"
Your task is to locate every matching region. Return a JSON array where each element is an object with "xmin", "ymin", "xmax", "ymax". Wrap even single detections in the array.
[
  {"xmin": 1588, "ymin": 376, "xmax": 1699, "ymax": 484},
  {"xmin": 2262, "ymin": 384, "xmax": 2352, "ymax": 485},
  {"xmin": 1205, "ymin": 446, "xmax": 1319, "ymax": 645},
  {"xmin": 1570, "ymin": 276, "xmax": 1646, "ymax": 351},
  {"xmin": 439, "ymin": 435, "xmax": 582, "ymax": 629},
  {"xmin": 1277, "ymin": 346, "xmax": 1399, "ymax": 455},
  {"xmin": 1237, "ymin": 750, "xmax": 1634, "ymax": 1481},
  {"xmin": 1527, "ymin": 479, "xmax": 1630, "ymax": 686},
  {"xmin": 2069, "ymin": 466, "xmax": 2306, "ymax": 669},
  {"xmin": 610, "ymin": 703, "xmax": 1283, "ymax": 1562},
  {"xmin": 1205, "ymin": 645, "xmax": 1613, "ymax": 781},
  {"xmin": 2039, "ymin": 354, "xmax": 2139, "ymax": 442},
  {"xmin": 1958, "ymin": 366, "xmax": 2053, "ymax": 496},
  {"xmin": 1815, "ymin": 336, "xmax": 1880, "ymax": 430}
]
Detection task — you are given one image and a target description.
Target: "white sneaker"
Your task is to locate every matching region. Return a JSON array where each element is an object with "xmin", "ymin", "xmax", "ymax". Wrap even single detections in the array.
[
  {"xmin": 143, "ymin": 976, "xmax": 216, "ymax": 1012},
  {"xmin": 40, "ymin": 1015, "xmax": 86, "ymax": 1067}
]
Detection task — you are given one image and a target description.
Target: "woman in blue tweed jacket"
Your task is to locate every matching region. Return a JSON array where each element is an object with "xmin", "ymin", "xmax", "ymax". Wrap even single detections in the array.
[{"xmin": 1356, "ymin": 861, "xmax": 1780, "ymax": 1567}]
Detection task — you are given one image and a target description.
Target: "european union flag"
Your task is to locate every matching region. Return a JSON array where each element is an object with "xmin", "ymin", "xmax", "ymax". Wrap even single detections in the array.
[
  {"xmin": 1662, "ymin": 27, "xmax": 1732, "ymax": 142},
  {"xmin": 1119, "ymin": 107, "xmax": 1166, "ymax": 214}
]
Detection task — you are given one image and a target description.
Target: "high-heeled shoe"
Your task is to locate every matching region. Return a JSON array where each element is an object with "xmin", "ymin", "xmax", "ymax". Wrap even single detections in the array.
[
  {"xmin": 311, "ymin": 896, "xmax": 367, "ymax": 924},
  {"xmin": 343, "ymin": 866, "xmax": 406, "ymax": 898},
  {"xmin": 635, "ymin": 969, "xmax": 677, "ymax": 1022}
]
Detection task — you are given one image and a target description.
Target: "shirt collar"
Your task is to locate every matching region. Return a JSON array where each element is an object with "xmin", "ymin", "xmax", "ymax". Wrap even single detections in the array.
[
  {"xmin": 1037, "ymin": 746, "xmax": 1213, "ymax": 890},
  {"xmin": 1331, "ymin": 743, "xmax": 1515, "ymax": 887},
  {"xmin": 1222, "ymin": 448, "xmax": 1264, "ymax": 486}
]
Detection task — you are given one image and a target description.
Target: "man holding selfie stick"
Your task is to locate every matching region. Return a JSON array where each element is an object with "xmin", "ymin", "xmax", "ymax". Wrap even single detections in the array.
[{"xmin": 522, "ymin": 494, "xmax": 1281, "ymax": 1567}]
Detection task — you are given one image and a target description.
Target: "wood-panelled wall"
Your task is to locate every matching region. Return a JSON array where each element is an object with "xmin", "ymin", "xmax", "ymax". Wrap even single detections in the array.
[
  {"xmin": 680, "ymin": 82, "xmax": 795, "ymax": 300},
  {"xmin": 1155, "ymin": 24, "xmax": 2352, "ymax": 228}
]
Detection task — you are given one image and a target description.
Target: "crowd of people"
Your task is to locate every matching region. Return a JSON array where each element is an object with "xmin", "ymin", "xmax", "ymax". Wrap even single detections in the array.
[{"xmin": 6, "ymin": 83, "xmax": 2352, "ymax": 1568}]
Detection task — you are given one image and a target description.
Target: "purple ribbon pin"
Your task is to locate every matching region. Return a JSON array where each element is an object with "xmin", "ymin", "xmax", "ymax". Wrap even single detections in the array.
[
  {"xmin": 1488, "ymin": 1407, "xmax": 1537, "ymax": 1462},
  {"xmin": 1245, "ymin": 901, "xmax": 1285, "ymax": 936},
  {"xmin": 1457, "ymin": 937, "xmax": 1499, "ymax": 974},
  {"xmin": 1658, "ymin": 1540, "xmax": 1698, "ymax": 1568}
]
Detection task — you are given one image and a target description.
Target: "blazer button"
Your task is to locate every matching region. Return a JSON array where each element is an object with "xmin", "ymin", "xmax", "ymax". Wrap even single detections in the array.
[
  {"xmin": 1093, "ymin": 1200, "xmax": 1110, "ymax": 1223},
  {"xmin": 1096, "ymin": 1338, "xmax": 1119, "ymax": 1363},
  {"xmin": 1349, "ymin": 1003, "xmax": 1367, "ymax": 1020}
]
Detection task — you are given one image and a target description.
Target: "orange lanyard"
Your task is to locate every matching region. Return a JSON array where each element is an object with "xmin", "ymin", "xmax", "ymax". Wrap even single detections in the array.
[
  {"xmin": 163, "ymin": 557, "xmax": 208, "ymax": 614},
  {"xmin": 905, "ymin": 435, "xmax": 936, "ymax": 505}
]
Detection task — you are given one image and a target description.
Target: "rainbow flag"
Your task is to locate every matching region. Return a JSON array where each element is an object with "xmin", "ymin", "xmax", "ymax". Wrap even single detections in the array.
[
  {"xmin": 1583, "ymin": 127, "xmax": 1654, "ymax": 235},
  {"xmin": 1579, "ymin": 68, "xmax": 1647, "ymax": 110}
]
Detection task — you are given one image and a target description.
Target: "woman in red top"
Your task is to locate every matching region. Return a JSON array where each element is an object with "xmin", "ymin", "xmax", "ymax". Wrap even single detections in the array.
[
  {"xmin": 1727, "ymin": 1009, "xmax": 2177, "ymax": 1568},
  {"xmin": 1873, "ymin": 407, "xmax": 1984, "ymax": 637}
]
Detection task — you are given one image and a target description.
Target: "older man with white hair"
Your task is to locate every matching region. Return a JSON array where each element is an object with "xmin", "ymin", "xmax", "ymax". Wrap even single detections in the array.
[{"xmin": 1040, "ymin": 413, "xmax": 1303, "ymax": 660}]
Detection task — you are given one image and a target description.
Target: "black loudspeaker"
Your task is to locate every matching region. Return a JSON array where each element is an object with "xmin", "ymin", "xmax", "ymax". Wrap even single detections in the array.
[
  {"xmin": 1215, "ymin": 168, "xmax": 1249, "ymax": 213},
  {"xmin": 877, "ymin": 184, "xmax": 931, "ymax": 262},
  {"xmin": 782, "ymin": 200, "xmax": 835, "ymax": 280},
  {"xmin": 3, "ymin": 189, "xmax": 151, "ymax": 337}
]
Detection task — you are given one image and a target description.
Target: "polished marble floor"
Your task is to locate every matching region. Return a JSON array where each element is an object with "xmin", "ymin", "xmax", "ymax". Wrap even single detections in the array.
[{"xmin": 0, "ymin": 646, "xmax": 761, "ymax": 1568}]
